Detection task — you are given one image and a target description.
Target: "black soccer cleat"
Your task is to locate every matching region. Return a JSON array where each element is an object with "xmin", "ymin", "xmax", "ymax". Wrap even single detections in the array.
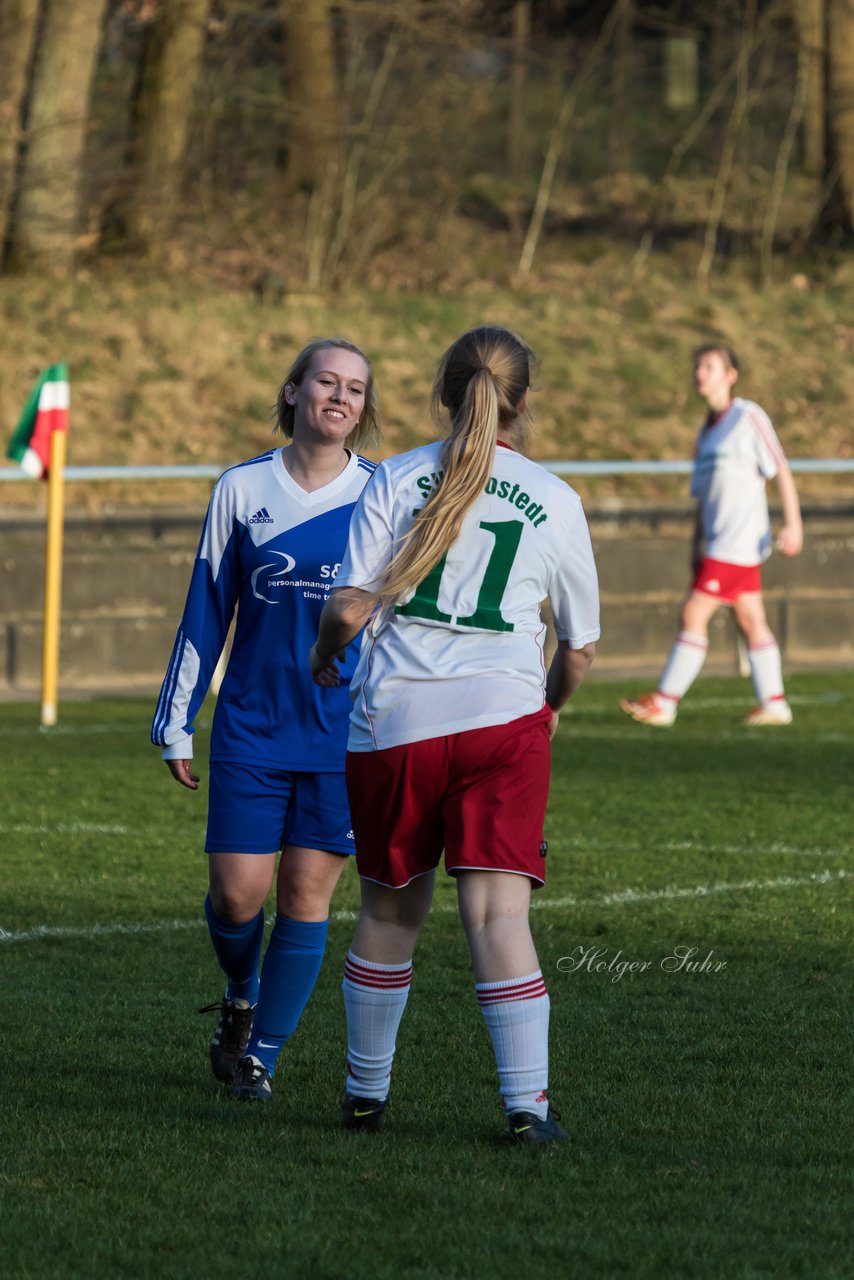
[
  {"xmin": 508, "ymin": 1105, "xmax": 568, "ymax": 1146},
  {"xmin": 340, "ymin": 1089, "xmax": 387, "ymax": 1133},
  {"xmin": 199, "ymin": 997, "xmax": 255, "ymax": 1083},
  {"xmin": 231, "ymin": 1055, "xmax": 273, "ymax": 1102}
]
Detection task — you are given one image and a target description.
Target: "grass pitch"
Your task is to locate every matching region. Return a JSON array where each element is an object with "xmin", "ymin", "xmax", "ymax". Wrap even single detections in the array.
[{"xmin": 1, "ymin": 673, "xmax": 852, "ymax": 1279}]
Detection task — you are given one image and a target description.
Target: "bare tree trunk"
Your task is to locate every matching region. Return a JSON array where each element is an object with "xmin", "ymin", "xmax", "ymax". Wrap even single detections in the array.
[
  {"xmin": 793, "ymin": 0, "xmax": 826, "ymax": 176},
  {"xmin": 827, "ymin": 0, "xmax": 854, "ymax": 229},
  {"xmin": 9, "ymin": 0, "xmax": 108, "ymax": 271},
  {"xmin": 508, "ymin": 1, "xmax": 530, "ymax": 181},
  {"xmin": 0, "ymin": 0, "xmax": 40, "ymax": 254},
  {"xmin": 760, "ymin": 37, "xmax": 809, "ymax": 284},
  {"xmin": 122, "ymin": 0, "xmax": 209, "ymax": 253},
  {"xmin": 518, "ymin": 0, "xmax": 630, "ymax": 276},
  {"xmin": 697, "ymin": 1, "xmax": 756, "ymax": 286},
  {"xmin": 322, "ymin": 24, "xmax": 401, "ymax": 283},
  {"xmin": 708, "ymin": 5, "xmax": 730, "ymax": 92},
  {"xmin": 608, "ymin": 0, "xmax": 633, "ymax": 173},
  {"xmin": 632, "ymin": 3, "xmax": 779, "ymax": 276},
  {"xmin": 281, "ymin": 0, "xmax": 338, "ymax": 193}
]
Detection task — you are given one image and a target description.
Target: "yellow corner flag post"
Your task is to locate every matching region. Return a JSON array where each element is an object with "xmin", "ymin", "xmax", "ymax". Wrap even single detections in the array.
[
  {"xmin": 6, "ymin": 362, "xmax": 71, "ymax": 726},
  {"xmin": 41, "ymin": 427, "xmax": 68, "ymax": 727}
]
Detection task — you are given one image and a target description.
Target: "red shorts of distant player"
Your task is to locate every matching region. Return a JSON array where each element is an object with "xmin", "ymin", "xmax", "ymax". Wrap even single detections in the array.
[
  {"xmin": 345, "ymin": 705, "xmax": 553, "ymax": 889},
  {"xmin": 692, "ymin": 557, "xmax": 762, "ymax": 602}
]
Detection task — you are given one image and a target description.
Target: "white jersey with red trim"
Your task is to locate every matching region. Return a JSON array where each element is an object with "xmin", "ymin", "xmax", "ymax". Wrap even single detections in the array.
[
  {"xmin": 690, "ymin": 397, "xmax": 789, "ymax": 566},
  {"xmin": 335, "ymin": 440, "xmax": 601, "ymax": 751}
]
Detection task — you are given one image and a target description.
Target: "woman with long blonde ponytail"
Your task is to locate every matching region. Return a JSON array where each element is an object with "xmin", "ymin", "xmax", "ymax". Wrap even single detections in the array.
[
  {"xmin": 310, "ymin": 326, "xmax": 600, "ymax": 1145},
  {"xmin": 378, "ymin": 327, "xmax": 533, "ymax": 606}
]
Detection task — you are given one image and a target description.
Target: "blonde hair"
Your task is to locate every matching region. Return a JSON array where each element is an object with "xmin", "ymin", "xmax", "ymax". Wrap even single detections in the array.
[
  {"xmin": 377, "ymin": 326, "xmax": 535, "ymax": 607},
  {"xmin": 274, "ymin": 338, "xmax": 380, "ymax": 452}
]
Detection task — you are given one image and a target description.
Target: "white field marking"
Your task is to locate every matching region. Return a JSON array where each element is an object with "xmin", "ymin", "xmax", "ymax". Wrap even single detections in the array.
[
  {"xmin": 0, "ymin": 724, "xmax": 148, "ymax": 737},
  {"xmin": 548, "ymin": 836, "xmax": 852, "ymax": 860},
  {"xmin": 0, "ymin": 918, "xmax": 207, "ymax": 943},
  {"xmin": 560, "ymin": 728, "xmax": 854, "ymax": 744},
  {"xmin": 0, "ymin": 822, "xmax": 129, "ymax": 836},
  {"xmin": 1, "ymin": 870, "xmax": 848, "ymax": 945},
  {"xmin": 662, "ymin": 840, "xmax": 852, "ymax": 859},
  {"xmin": 540, "ymin": 870, "xmax": 850, "ymax": 911}
]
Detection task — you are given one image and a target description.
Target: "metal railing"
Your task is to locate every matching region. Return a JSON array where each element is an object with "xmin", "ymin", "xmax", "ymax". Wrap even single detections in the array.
[{"xmin": 1, "ymin": 459, "xmax": 854, "ymax": 484}]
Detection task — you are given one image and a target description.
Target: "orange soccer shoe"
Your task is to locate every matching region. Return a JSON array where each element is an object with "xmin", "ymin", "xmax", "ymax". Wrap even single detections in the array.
[{"xmin": 619, "ymin": 692, "xmax": 676, "ymax": 727}]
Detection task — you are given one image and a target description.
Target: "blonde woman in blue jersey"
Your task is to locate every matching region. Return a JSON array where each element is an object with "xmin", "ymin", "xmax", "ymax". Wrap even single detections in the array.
[
  {"xmin": 152, "ymin": 339, "xmax": 380, "ymax": 1101},
  {"xmin": 311, "ymin": 327, "xmax": 600, "ymax": 1144}
]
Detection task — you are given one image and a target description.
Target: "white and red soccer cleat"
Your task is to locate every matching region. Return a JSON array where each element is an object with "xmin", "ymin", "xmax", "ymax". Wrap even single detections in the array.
[
  {"xmin": 619, "ymin": 692, "xmax": 677, "ymax": 727},
  {"xmin": 744, "ymin": 701, "xmax": 793, "ymax": 726}
]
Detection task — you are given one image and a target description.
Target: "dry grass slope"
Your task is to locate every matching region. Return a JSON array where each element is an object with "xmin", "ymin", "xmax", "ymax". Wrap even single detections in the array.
[{"xmin": 1, "ymin": 232, "xmax": 852, "ymax": 514}]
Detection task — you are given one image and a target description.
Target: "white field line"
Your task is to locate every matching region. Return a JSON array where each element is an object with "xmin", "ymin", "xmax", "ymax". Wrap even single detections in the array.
[
  {"xmin": 662, "ymin": 840, "xmax": 851, "ymax": 858},
  {"xmin": 0, "ymin": 823, "xmax": 129, "ymax": 836},
  {"xmin": 532, "ymin": 869, "xmax": 850, "ymax": 910},
  {"xmin": 0, "ymin": 725, "xmax": 148, "ymax": 737},
  {"xmin": 549, "ymin": 838, "xmax": 853, "ymax": 860},
  {"xmin": 1, "ymin": 869, "xmax": 848, "ymax": 945},
  {"xmin": 0, "ymin": 919, "xmax": 208, "ymax": 943},
  {"xmin": 560, "ymin": 728, "xmax": 854, "ymax": 744}
]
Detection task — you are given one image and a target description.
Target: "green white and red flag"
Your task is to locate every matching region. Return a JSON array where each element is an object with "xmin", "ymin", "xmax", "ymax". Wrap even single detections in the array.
[{"xmin": 6, "ymin": 363, "xmax": 69, "ymax": 479}]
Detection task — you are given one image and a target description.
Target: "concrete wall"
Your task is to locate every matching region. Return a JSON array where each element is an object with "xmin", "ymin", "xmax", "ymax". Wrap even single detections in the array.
[
  {"xmin": 587, "ymin": 503, "xmax": 854, "ymax": 675},
  {"xmin": 1, "ymin": 503, "xmax": 852, "ymax": 693}
]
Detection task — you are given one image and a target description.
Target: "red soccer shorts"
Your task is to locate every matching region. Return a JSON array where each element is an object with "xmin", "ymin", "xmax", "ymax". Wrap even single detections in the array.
[
  {"xmin": 693, "ymin": 556, "xmax": 762, "ymax": 602},
  {"xmin": 345, "ymin": 705, "xmax": 553, "ymax": 889}
]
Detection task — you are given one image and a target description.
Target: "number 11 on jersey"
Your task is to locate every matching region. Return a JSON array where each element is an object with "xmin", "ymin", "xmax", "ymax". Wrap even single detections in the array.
[{"xmin": 396, "ymin": 519, "xmax": 523, "ymax": 632}]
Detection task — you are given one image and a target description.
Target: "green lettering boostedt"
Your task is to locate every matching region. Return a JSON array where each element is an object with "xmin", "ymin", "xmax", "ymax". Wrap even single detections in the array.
[{"xmin": 416, "ymin": 471, "xmax": 548, "ymax": 527}]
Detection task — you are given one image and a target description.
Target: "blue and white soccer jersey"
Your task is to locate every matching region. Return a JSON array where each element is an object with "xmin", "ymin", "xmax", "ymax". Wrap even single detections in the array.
[
  {"xmin": 691, "ymin": 397, "xmax": 789, "ymax": 566},
  {"xmin": 151, "ymin": 447, "xmax": 376, "ymax": 853}
]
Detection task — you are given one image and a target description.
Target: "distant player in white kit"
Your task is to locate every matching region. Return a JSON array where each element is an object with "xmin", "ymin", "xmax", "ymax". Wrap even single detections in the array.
[
  {"xmin": 621, "ymin": 342, "xmax": 803, "ymax": 728},
  {"xmin": 310, "ymin": 326, "xmax": 600, "ymax": 1144}
]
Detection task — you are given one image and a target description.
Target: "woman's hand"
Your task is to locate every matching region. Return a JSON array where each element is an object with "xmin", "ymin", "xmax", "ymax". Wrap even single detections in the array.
[
  {"xmin": 310, "ymin": 644, "xmax": 342, "ymax": 687},
  {"xmin": 165, "ymin": 759, "xmax": 199, "ymax": 790},
  {"xmin": 776, "ymin": 523, "xmax": 803, "ymax": 556}
]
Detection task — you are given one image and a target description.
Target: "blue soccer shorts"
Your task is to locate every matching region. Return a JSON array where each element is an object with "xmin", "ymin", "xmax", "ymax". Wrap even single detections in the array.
[{"xmin": 205, "ymin": 762, "xmax": 355, "ymax": 856}]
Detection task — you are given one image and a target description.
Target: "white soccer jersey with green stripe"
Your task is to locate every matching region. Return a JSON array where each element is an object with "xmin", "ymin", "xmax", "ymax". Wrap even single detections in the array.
[{"xmin": 336, "ymin": 441, "xmax": 600, "ymax": 751}]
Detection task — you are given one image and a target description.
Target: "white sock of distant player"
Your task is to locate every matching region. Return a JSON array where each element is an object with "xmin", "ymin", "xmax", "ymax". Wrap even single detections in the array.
[
  {"xmin": 342, "ymin": 952, "xmax": 412, "ymax": 1101},
  {"xmin": 476, "ymin": 971, "xmax": 550, "ymax": 1119},
  {"xmin": 748, "ymin": 640, "xmax": 786, "ymax": 706},
  {"xmin": 658, "ymin": 632, "xmax": 709, "ymax": 705}
]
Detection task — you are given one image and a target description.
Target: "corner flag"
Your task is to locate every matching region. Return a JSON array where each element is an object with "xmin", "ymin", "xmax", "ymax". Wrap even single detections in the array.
[
  {"xmin": 6, "ymin": 363, "xmax": 70, "ymax": 725},
  {"xmin": 6, "ymin": 362, "xmax": 69, "ymax": 479}
]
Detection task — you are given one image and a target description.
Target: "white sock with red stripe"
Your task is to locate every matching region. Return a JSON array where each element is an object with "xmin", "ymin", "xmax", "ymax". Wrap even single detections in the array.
[
  {"xmin": 748, "ymin": 641, "xmax": 786, "ymax": 706},
  {"xmin": 476, "ymin": 970, "xmax": 550, "ymax": 1119},
  {"xmin": 658, "ymin": 631, "xmax": 709, "ymax": 704},
  {"xmin": 342, "ymin": 952, "xmax": 412, "ymax": 1102}
]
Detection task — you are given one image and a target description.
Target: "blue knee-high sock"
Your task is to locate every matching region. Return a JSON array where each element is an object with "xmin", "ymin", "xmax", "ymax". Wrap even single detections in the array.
[
  {"xmin": 245, "ymin": 915, "xmax": 329, "ymax": 1073},
  {"xmin": 204, "ymin": 894, "xmax": 264, "ymax": 1005}
]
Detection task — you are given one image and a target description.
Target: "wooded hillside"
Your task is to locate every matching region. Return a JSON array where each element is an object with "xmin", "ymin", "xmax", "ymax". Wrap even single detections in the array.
[{"xmin": 1, "ymin": 0, "xmax": 853, "ymax": 281}]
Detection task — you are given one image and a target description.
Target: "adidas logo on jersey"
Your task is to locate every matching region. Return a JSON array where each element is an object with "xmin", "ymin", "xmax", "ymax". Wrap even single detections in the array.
[{"xmin": 248, "ymin": 507, "xmax": 274, "ymax": 525}]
